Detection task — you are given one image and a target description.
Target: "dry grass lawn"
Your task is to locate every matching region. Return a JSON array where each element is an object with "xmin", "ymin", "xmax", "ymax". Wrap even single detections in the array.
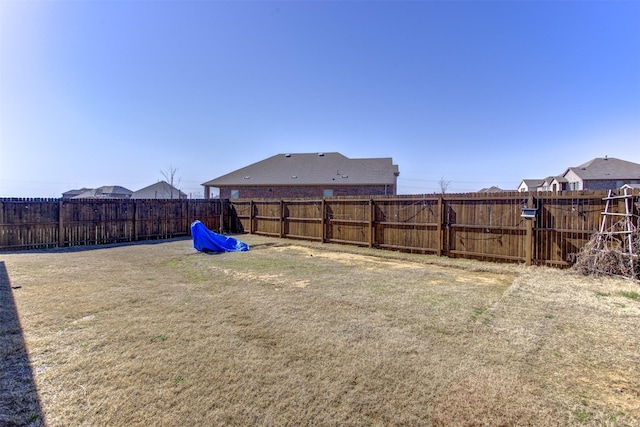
[{"xmin": 1, "ymin": 235, "xmax": 639, "ymax": 426}]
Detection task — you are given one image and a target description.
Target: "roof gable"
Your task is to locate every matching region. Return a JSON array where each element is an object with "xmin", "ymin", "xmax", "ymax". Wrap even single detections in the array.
[
  {"xmin": 520, "ymin": 179, "xmax": 545, "ymax": 188},
  {"xmin": 203, "ymin": 152, "xmax": 399, "ymax": 187},
  {"xmin": 551, "ymin": 176, "xmax": 568, "ymax": 183}
]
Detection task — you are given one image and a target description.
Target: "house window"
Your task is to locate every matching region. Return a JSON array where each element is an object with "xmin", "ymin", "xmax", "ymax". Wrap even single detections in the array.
[
  {"xmin": 230, "ymin": 190, "xmax": 239, "ymax": 199},
  {"xmin": 323, "ymin": 189, "xmax": 334, "ymax": 197}
]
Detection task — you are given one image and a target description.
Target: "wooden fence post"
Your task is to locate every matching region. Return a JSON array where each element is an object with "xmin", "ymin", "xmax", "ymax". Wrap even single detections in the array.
[
  {"xmin": 525, "ymin": 195, "xmax": 534, "ymax": 266},
  {"xmin": 368, "ymin": 199, "xmax": 374, "ymax": 248},
  {"xmin": 58, "ymin": 200, "xmax": 64, "ymax": 248},
  {"xmin": 437, "ymin": 196, "xmax": 444, "ymax": 257},
  {"xmin": 279, "ymin": 200, "xmax": 284, "ymax": 238},
  {"xmin": 321, "ymin": 199, "xmax": 326, "ymax": 243},
  {"xmin": 220, "ymin": 200, "xmax": 225, "ymax": 233},
  {"xmin": 133, "ymin": 201, "xmax": 138, "ymax": 241},
  {"xmin": 186, "ymin": 199, "xmax": 190, "ymax": 233},
  {"xmin": 247, "ymin": 200, "xmax": 252, "ymax": 234}
]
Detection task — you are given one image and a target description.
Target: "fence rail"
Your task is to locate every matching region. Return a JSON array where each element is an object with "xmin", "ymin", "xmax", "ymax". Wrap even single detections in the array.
[
  {"xmin": 2, "ymin": 191, "xmax": 639, "ymax": 268},
  {"xmin": 0, "ymin": 199, "xmax": 225, "ymax": 251}
]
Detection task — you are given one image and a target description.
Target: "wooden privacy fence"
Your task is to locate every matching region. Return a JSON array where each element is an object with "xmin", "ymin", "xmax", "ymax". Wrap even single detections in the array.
[
  {"xmin": 230, "ymin": 190, "xmax": 640, "ymax": 267},
  {"xmin": 0, "ymin": 199, "xmax": 226, "ymax": 251},
  {"xmin": 2, "ymin": 191, "xmax": 639, "ymax": 267}
]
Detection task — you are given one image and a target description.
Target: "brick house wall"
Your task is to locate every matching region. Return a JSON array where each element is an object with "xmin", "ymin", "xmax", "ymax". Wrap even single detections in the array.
[
  {"xmin": 565, "ymin": 168, "xmax": 640, "ymax": 191},
  {"xmin": 219, "ymin": 184, "xmax": 396, "ymax": 199},
  {"xmin": 582, "ymin": 180, "xmax": 640, "ymax": 190}
]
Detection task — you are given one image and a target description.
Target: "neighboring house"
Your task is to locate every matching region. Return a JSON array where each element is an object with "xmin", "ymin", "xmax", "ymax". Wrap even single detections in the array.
[
  {"xmin": 202, "ymin": 152, "xmax": 400, "ymax": 199},
  {"xmin": 517, "ymin": 179, "xmax": 545, "ymax": 192},
  {"xmin": 562, "ymin": 157, "xmax": 640, "ymax": 191},
  {"xmin": 131, "ymin": 181, "xmax": 187, "ymax": 199},
  {"xmin": 519, "ymin": 157, "xmax": 640, "ymax": 193},
  {"xmin": 72, "ymin": 186, "xmax": 133, "ymax": 199}
]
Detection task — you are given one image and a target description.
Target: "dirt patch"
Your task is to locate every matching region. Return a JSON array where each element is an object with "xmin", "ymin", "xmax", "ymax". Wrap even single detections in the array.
[
  {"xmin": 273, "ymin": 244, "xmax": 513, "ymax": 287},
  {"xmin": 274, "ymin": 245, "xmax": 428, "ymax": 269}
]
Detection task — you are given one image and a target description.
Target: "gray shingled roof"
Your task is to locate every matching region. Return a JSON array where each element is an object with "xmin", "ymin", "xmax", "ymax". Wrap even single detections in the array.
[
  {"xmin": 62, "ymin": 188, "xmax": 93, "ymax": 198},
  {"xmin": 566, "ymin": 157, "xmax": 640, "ymax": 180},
  {"xmin": 131, "ymin": 181, "xmax": 187, "ymax": 199},
  {"xmin": 478, "ymin": 186, "xmax": 507, "ymax": 193},
  {"xmin": 202, "ymin": 153, "xmax": 399, "ymax": 187},
  {"xmin": 521, "ymin": 179, "xmax": 545, "ymax": 188},
  {"xmin": 72, "ymin": 186, "xmax": 133, "ymax": 199}
]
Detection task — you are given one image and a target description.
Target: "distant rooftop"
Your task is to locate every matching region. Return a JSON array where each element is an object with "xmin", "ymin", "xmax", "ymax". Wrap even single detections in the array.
[
  {"xmin": 72, "ymin": 186, "xmax": 133, "ymax": 199},
  {"xmin": 566, "ymin": 157, "xmax": 640, "ymax": 180},
  {"xmin": 131, "ymin": 181, "xmax": 187, "ymax": 199}
]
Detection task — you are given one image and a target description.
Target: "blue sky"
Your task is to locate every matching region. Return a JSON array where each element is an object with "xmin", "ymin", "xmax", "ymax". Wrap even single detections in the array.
[{"xmin": 1, "ymin": 1, "xmax": 639, "ymax": 198}]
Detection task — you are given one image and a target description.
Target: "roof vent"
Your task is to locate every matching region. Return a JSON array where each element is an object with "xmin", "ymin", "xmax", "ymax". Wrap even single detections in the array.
[
  {"xmin": 285, "ymin": 153, "xmax": 291, "ymax": 157},
  {"xmin": 243, "ymin": 176, "xmax": 251, "ymax": 179},
  {"xmin": 291, "ymin": 175, "xmax": 297, "ymax": 179},
  {"xmin": 318, "ymin": 152, "xmax": 324, "ymax": 156},
  {"xmin": 341, "ymin": 175, "xmax": 349, "ymax": 179}
]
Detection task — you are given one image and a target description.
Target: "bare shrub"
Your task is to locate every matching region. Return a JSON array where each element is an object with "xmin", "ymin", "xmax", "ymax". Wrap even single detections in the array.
[{"xmin": 573, "ymin": 220, "xmax": 639, "ymax": 282}]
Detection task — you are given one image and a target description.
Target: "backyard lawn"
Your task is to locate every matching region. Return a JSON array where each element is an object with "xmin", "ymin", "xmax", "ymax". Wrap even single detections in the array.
[{"xmin": 1, "ymin": 235, "xmax": 639, "ymax": 426}]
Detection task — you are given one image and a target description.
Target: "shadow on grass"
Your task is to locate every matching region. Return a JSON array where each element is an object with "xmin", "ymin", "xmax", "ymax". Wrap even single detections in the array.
[
  {"xmin": 247, "ymin": 242, "xmax": 282, "ymax": 250},
  {"xmin": 0, "ymin": 235, "xmax": 194, "ymax": 255},
  {"xmin": 0, "ymin": 261, "xmax": 44, "ymax": 426}
]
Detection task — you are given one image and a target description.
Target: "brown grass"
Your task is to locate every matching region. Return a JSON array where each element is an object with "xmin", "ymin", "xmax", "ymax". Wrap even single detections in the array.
[{"xmin": 2, "ymin": 235, "xmax": 640, "ymax": 426}]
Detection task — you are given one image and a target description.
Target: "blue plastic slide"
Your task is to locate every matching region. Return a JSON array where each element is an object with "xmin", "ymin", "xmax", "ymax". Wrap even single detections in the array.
[{"xmin": 190, "ymin": 220, "xmax": 249, "ymax": 253}]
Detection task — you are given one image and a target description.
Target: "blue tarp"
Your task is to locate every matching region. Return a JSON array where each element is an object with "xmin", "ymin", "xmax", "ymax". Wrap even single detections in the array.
[{"xmin": 190, "ymin": 220, "xmax": 249, "ymax": 253}]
